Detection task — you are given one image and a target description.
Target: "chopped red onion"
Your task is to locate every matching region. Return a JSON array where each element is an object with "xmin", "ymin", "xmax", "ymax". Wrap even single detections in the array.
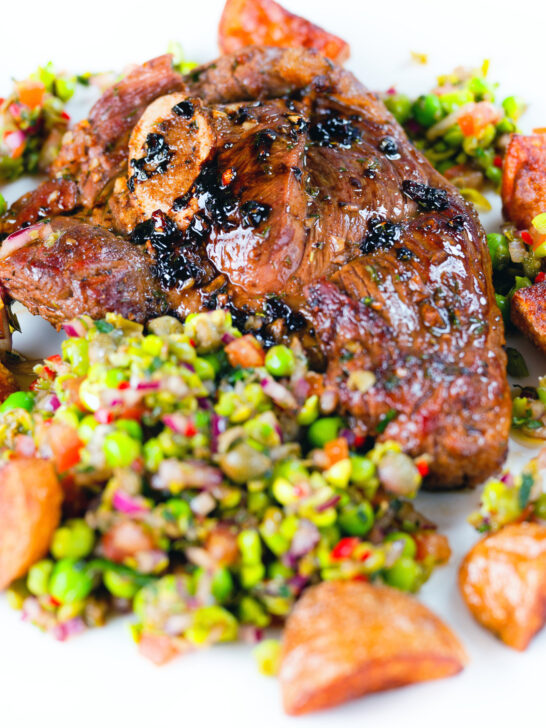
[
  {"xmin": 292, "ymin": 377, "xmax": 310, "ymax": 401},
  {"xmin": 162, "ymin": 413, "xmax": 189, "ymax": 434},
  {"xmin": 239, "ymin": 625, "xmax": 264, "ymax": 644},
  {"xmin": 288, "ymin": 519, "xmax": 320, "ymax": 560},
  {"xmin": 182, "ymin": 362, "xmax": 195, "ymax": 372},
  {"xmin": 339, "ymin": 428, "xmax": 355, "ymax": 447},
  {"xmin": 260, "ymin": 377, "xmax": 297, "ymax": 410},
  {"xmin": 4, "ymin": 129, "xmax": 25, "ymax": 152},
  {"xmin": 316, "ymin": 494, "xmax": 341, "ymax": 512},
  {"xmin": 63, "ymin": 319, "xmax": 87, "ymax": 338},
  {"xmin": 42, "ymin": 393, "xmax": 61, "ymax": 413},
  {"xmin": 500, "ymin": 472, "xmax": 514, "ymax": 487},
  {"xmin": 112, "ymin": 490, "xmax": 148, "ymax": 515},
  {"xmin": 135, "ymin": 380, "xmax": 160, "ymax": 391},
  {"xmin": 221, "ymin": 332, "xmax": 236, "ymax": 344}
]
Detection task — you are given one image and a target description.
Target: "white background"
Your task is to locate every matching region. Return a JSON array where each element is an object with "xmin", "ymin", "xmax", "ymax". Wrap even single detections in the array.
[{"xmin": 1, "ymin": 1, "xmax": 546, "ymax": 726}]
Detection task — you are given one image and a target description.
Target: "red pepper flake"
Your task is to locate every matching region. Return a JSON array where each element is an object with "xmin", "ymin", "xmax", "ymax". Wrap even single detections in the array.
[
  {"xmin": 351, "ymin": 573, "xmax": 369, "ymax": 582},
  {"xmin": 416, "ymin": 460, "xmax": 430, "ymax": 477},
  {"xmin": 46, "ymin": 354, "xmax": 63, "ymax": 364},
  {"xmin": 29, "ymin": 380, "xmax": 40, "ymax": 392},
  {"xmin": 95, "ymin": 408, "xmax": 115, "ymax": 424},
  {"xmin": 118, "ymin": 381, "xmax": 130, "ymax": 390},
  {"xmin": 185, "ymin": 421, "xmax": 197, "ymax": 437},
  {"xmin": 493, "ymin": 155, "xmax": 503, "ymax": 169},
  {"xmin": 536, "ymin": 271, "xmax": 546, "ymax": 283},
  {"xmin": 521, "ymin": 230, "xmax": 533, "ymax": 246},
  {"xmin": 48, "ymin": 596, "xmax": 62, "ymax": 608},
  {"xmin": 331, "ymin": 537, "xmax": 359, "ymax": 561},
  {"xmin": 189, "ymin": 339, "xmax": 196, "ymax": 348},
  {"xmin": 353, "ymin": 434, "xmax": 365, "ymax": 449},
  {"xmin": 61, "ymin": 110, "xmax": 71, "ymax": 121}
]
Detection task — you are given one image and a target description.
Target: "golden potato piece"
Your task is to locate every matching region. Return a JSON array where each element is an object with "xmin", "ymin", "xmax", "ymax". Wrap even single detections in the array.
[
  {"xmin": 511, "ymin": 281, "xmax": 546, "ymax": 354},
  {"xmin": 0, "ymin": 361, "xmax": 17, "ymax": 403},
  {"xmin": 502, "ymin": 132, "xmax": 546, "ymax": 229},
  {"xmin": 218, "ymin": 0, "xmax": 350, "ymax": 64},
  {"xmin": 459, "ymin": 521, "xmax": 546, "ymax": 651},
  {"xmin": 0, "ymin": 458, "xmax": 62, "ymax": 590},
  {"xmin": 280, "ymin": 580, "xmax": 467, "ymax": 715}
]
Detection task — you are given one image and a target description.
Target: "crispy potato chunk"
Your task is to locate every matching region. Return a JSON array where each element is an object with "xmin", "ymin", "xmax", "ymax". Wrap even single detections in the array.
[
  {"xmin": 0, "ymin": 458, "xmax": 62, "ymax": 590},
  {"xmin": 0, "ymin": 361, "xmax": 17, "ymax": 403},
  {"xmin": 459, "ymin": 522, "xmax": 546, "ymax": 651},
  {"xmin": 280, "ymin": 580, "xmax": 467, "ymax": 715},
  {"xmin": 218, "ymin": 0, "xmax": 350, "ymax": 64},
  {"xmin": 511, "ymin": 281, "xmax": 546, "ymax": 354},
  {"xmin": 502, "ymin": 132, "xmax": 546, "ymax": 229}
]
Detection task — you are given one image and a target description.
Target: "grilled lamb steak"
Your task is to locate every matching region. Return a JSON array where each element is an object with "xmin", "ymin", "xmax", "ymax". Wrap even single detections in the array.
[{"xmin": 0, "ymin": 46, "xmax": 510, "ymax": 488}]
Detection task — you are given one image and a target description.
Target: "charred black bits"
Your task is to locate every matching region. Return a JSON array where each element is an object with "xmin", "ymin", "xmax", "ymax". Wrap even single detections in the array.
[
  {"xmin": 240, "ymin": 200, "xmax": 272, "ymax": 229},
  {"xmin": 378, "ymin": 136, "xmax": 400, "ymax": 159},
  {"xmin": 254, "ymin": 129, "xmax": 278, "ymax": 162},
  {"xmin": 172, "ymin": 100, "xmax": 195, "ymax": 118},
  {"xmin": 396, "ymin": 246, "xmax": 413, "ymax": 261},
  {"xmin": 361, "ymin": 217, "xmax": 402, "ymax": 254},
  {"xmin": 265, "ymin": 296, "xmax": 306, "ymax": 333},
  {"xmin": 128, "ymin": 133, "xmax": 173, "ymax": 191},
  {"xmin": 446, "ymin": 214, "xmax": 466, "ymax": 231},
  {"xmin": 291, "ymin": 166, "xmax": 303, "ymax": 182},
  {"xmin": 402, "ymin": 180, "xmax": 449, "ymax": 211},
  {"xmin": 349, "ymin": 177, "xmax": 362, "ymax": 189},
  {"xmin": 309, "ymin": 109, "xmax": 360, "ymax": 149}
]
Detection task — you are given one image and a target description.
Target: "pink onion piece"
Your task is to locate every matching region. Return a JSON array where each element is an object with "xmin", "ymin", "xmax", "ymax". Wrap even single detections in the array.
[
  {"xmin": 288, "ymin": 519, "xmax": 320, "ymax": 560},
  {"xmin": 42, "ymin": 393, "xmax": 61, "ymax": 413},
  {"xmin": 63, "ymin": 319, "xmax": 87, "ymax": 338},
  {"xmin": 135, "ymin": 380, "xmax": 160, "ymax": 391},
  {"xmin": 112, "ymin": 490, "xmax": 148, "ymax": 515},
  {"xmin": 221, "ymin": 332, "xmax": 236, "ymax": 344},
  {"xmin": 182, "ymin": 362, "xmax": 195, "ymax": 373},
  {"xmin": 4, "ymin": 129, "xmax": 25, "ymax": 152},
  {"xmin": 315, "ymin": 494, "xmax": 341, "ymax": 512},
  {"xmin": 162, "ymin": 413, "xmax": 189, "ymax": 434},
  {"xmin": 0, "ymin": 222, "xmax": 46, "ymax": 260},
  {"xmin": 500, "ymin": 472, "xmax": 514, "ymax": 487},
  {"xmin": 260, "ymin": 377, "xmax": 297, "ymax": 410},
  {"xmin": 292, "ymin": 377, "xmax": 310, "ymax": 401}
]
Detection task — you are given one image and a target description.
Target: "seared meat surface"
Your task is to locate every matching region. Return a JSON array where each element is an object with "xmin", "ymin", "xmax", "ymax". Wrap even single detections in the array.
[{"xmin": 0, "ymin": 47, "xmax": 510, "ymax": 488}]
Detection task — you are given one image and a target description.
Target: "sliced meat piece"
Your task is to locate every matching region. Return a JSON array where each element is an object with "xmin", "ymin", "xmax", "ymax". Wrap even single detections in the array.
[
  {"xmin": 0, "ymin": 218, "xmax": 168, "ymax": 325},
  {"xmin": 459, "ymin": 522, "xmax": 546, "ymax": 650},
  {"xmin": 280, "ymin": 580, "xmax": 467, "ymax": 715},
  {"xmin": 51, "ymin": 55, "xmax": 185, "ymax": 207},
  {"xmin": 218, "ymin": 0, "xmax": 350, "ymax": 63},
  {"xmin": 0, "ymin": 458, "xmax": 62, "ymax": 590},
  {"xmin": 5, "ymin": 179, "xmax": 80, "ymax": 231},
  {"xmin": 502, "ymin": 132, "xmax": 546, "ymax": 229},
  {"xmin": 511, "ymin": 281, "xmax": 546, "ymax": 354}
]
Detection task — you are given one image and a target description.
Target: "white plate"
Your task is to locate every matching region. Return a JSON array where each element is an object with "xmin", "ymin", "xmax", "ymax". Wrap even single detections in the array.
[{"xmin": 1, "ymin": 2, "xmax": 545, "ymax": 725}]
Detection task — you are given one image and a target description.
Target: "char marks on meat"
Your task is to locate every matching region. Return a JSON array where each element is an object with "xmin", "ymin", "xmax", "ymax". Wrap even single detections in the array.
[{"xmin": 0, "ymin": 46, "xmax": 510, "ymax": 488}]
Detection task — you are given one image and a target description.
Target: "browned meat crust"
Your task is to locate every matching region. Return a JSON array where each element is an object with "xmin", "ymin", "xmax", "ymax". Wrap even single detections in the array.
[
  {"xmin": 511, "ymin": 281, "xmax": 546, "ymax": 354},
  {"xmin": 0, "ymin": 46, "xmax": 510, "ymax": 488},
  {"xmin": 0, "ymin": 218, "xmax": 168, "ymax": 325}
]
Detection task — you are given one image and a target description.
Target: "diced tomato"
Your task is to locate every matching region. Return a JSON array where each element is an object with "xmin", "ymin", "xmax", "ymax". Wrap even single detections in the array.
[
  {"xmin": 61, "ymin": 376, "xmax": 85, "ymax": 409},
  {"xmin": 415, "ymin": 459, "xmax": 430, "ymax": 477},
  {"xmin": 324, "ymin": 437, "xmax": 349, "ymax": 467},
  {"xmin": 39, "ymin": 422, "xmax": 83, "ymax": 473},
  {"xmin": 535, "ymin": 271, "xmax": 546, "ymax": 283},
  {"xmin": 414, "ymin": 531, "xmax": 451, "ymax": 564},
  {"xmin": 224, "ymin": 334, "xmax": 265, "ymax": 368},
  {"xmin": 185, "ymin": 421, "xmax": 197, "ymax": 437},
  {"xmin": 46, "ymin": 354, "xmax": 63, "ymax": 365},
  {"xmin": 520, "ymin": 230, "xmax": 533, "ymax": 246},
  {"xmin": 353, "ymin": 434, "xmax": 365, "ymax": 449},
  {"xmin": 17, "ymin": 80, "xmax": 45, "ymax": 109},
  {"xmin": 331, "ymin": 537, "xmax": 359, "ymax": 561},
  {"xmin": 117, "ymin": 381, "xmax": 130, "ymax": 390},
  {"xmin": 457, "ymin": 102, "xmax": 502, "ymax": 138},
  {"xmin": 60, "ymin": 110, "xmax": 71, "ymax": 121},
  {"xmin": 493, "ymin": 155, "xmax": 503, "ymax": 169},
  {"xmin": 95, "ymin": 408, "xmax": 115, "ymax": 425},
  {"xmin": 119, "ymin": 404, "xmax": 145, "ymax": 421}
]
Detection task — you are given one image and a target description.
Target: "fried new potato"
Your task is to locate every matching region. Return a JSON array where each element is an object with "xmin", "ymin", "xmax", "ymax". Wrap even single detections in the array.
[
  {"xmin": 502, "ymin": 132, "xmax": 546, "ymax": 229},
  {"xmin": 218, "ymin": 0, "xmax": 350, "ymax": 64},
  {"xmin": 511, "ymin": 281, "xmax": 546, "ymax": 354},
  {"xmin": 0, "ymin": 457, "xmax": 62, "ymax": 590},
  {"xmin": 0, "ymin": 360, "xmax": 17, "ymax": 403},
  {"xmin": 279, "ymin": 580, "xmax": 467, "ymax": 715},
  {"xmin": 459, "ymin": 522, "xmax": 546, "ymax": 651}
]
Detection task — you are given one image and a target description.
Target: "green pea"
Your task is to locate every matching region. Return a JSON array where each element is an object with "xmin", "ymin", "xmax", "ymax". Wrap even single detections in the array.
[
  {"xmin": 486, "ymin": 233, "xmax": 510, "ymax": 270},
  {"xmin": 384, "ymin": 556, "xmax": 420, "ymax": 592},
  {"xmin": 54, "ymin": 77, "xmax": 75, "ymax": 102},
  {"xmin": 62, "ymin": 338, "xmax": 89, "ymax": 376},
  {"xmin": 239, "ymin": 596, "xmax": 270, "ymax": 627},
  {"xmin": 49, "ymin": 559, "xmax": 94, "ymax": 604},
  {"xmin": 115, "ymin": 419, "xmax": 143, "ymax": 440},
  {"xmin": 78, "ymin": 414, "xmax": 98, "ymax": 443},
  {"xmin": 103, "ymin": 569, "xmax": 139, "ymax": 599},
  {"xmin": 104, "ymin": 368, "xmax": 126, "ymax": 388},
  {"xmin": 412, "ymin": 94, "xmax": 443, "ymax": 128},
  {"xmin": 350, "ymin": 455, "xmax": 375, "ymax": 484},
  {"xmin": 502, "ymin": 96, "xmax": 524, "ymax": 120},
  {"xmin": 185, "ymin": 606, "xmax": 238, "ymax": 646},
  {"xmin": 51, "ymin": 519, "xmax": 95, "ymax": 560},
  {"xmin": 27, "ymin": 560, "xmax": 54, "ymax": 596},
  {"xmin": 496, "ymin": 117, "xmax": 515, "ymax": 134},
  {"xmin": 338, "ymin": 501, "xmax": 375, "ymax": 536},
  {"xmin": 237, "ymin": 529, "xmax": 262, "ymax": 564},
  {"xmin": 241, "ymin": 563, "xmax": 265, "ymax": 589},
  {"xmin": 468, "ymin": 76, "xmax": 491, "ymax": 100},
  {"xmin": 385, "ymin": 531, "xmax": 417, "ymax": 558},
  {"xmin": 485, "ymin": 165, "xmax": 502, "ymax": 186},
  {"xmin": 211, "ymin": 567, "xmax": 234, "ymax": 603},
  {"xmin": 265, "ymin": 345, "xmax": 296, "ymax": 377},
  {"xmin": 143, "ymin": 437, "xmax": 163, "ymax": 471},
  {"xmin": 0, "ymin": 194, "xmax": 6, "ymax": 216},
  {"xmin": 103, "ymin": 431, "xmax": 141, "ymax": 468},
  {"xmin": 495, "ymin": 293, "xmax": 510, "ymax": 324},
  {"xmin": 308, "ymin": 417, "xmax": 343, "ymax": 448},
  {"xmin": 443, "ymin": 125, "xmax": 464, "ymax": 148},
  {"xmin": 194, "ymin": 356, "xmax": 216, "ymax": 380},
  {"xmin": 384, "ymin": 94, "xmax": 412, "ymax": 124},
  {"xmin": 0, "ymin": 391, "xmax": 35, "ymax": 414}
]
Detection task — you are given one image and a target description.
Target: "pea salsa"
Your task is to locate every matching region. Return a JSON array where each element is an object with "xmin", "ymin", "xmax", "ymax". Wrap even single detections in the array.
[{"xmin": 1, "ymin": 311, "xmax": 449, "ymax": 662}]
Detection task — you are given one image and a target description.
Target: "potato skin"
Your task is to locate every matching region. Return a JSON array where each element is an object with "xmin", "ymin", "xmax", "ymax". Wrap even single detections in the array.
[
  {"xmin": 218, "ymin": 0, "xmax": 350, "ymax": 63},
  {"xmin": 459, "ymin": 522, "xmax": 546, "ymax": 651},
  {"xmin": 511, "ymin": 281, "xmax": 546, "ymax": 355},
  {"xmin": 502, "ymin": 132, "xmax": 546, "ymax": 230},
  {"xmin": 280, "ymin": 580, "xmax": 467, "ymax": 715},
  {"xmin": 0, "ymin": 458, "xmax": 62, "ymax": 590}
]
